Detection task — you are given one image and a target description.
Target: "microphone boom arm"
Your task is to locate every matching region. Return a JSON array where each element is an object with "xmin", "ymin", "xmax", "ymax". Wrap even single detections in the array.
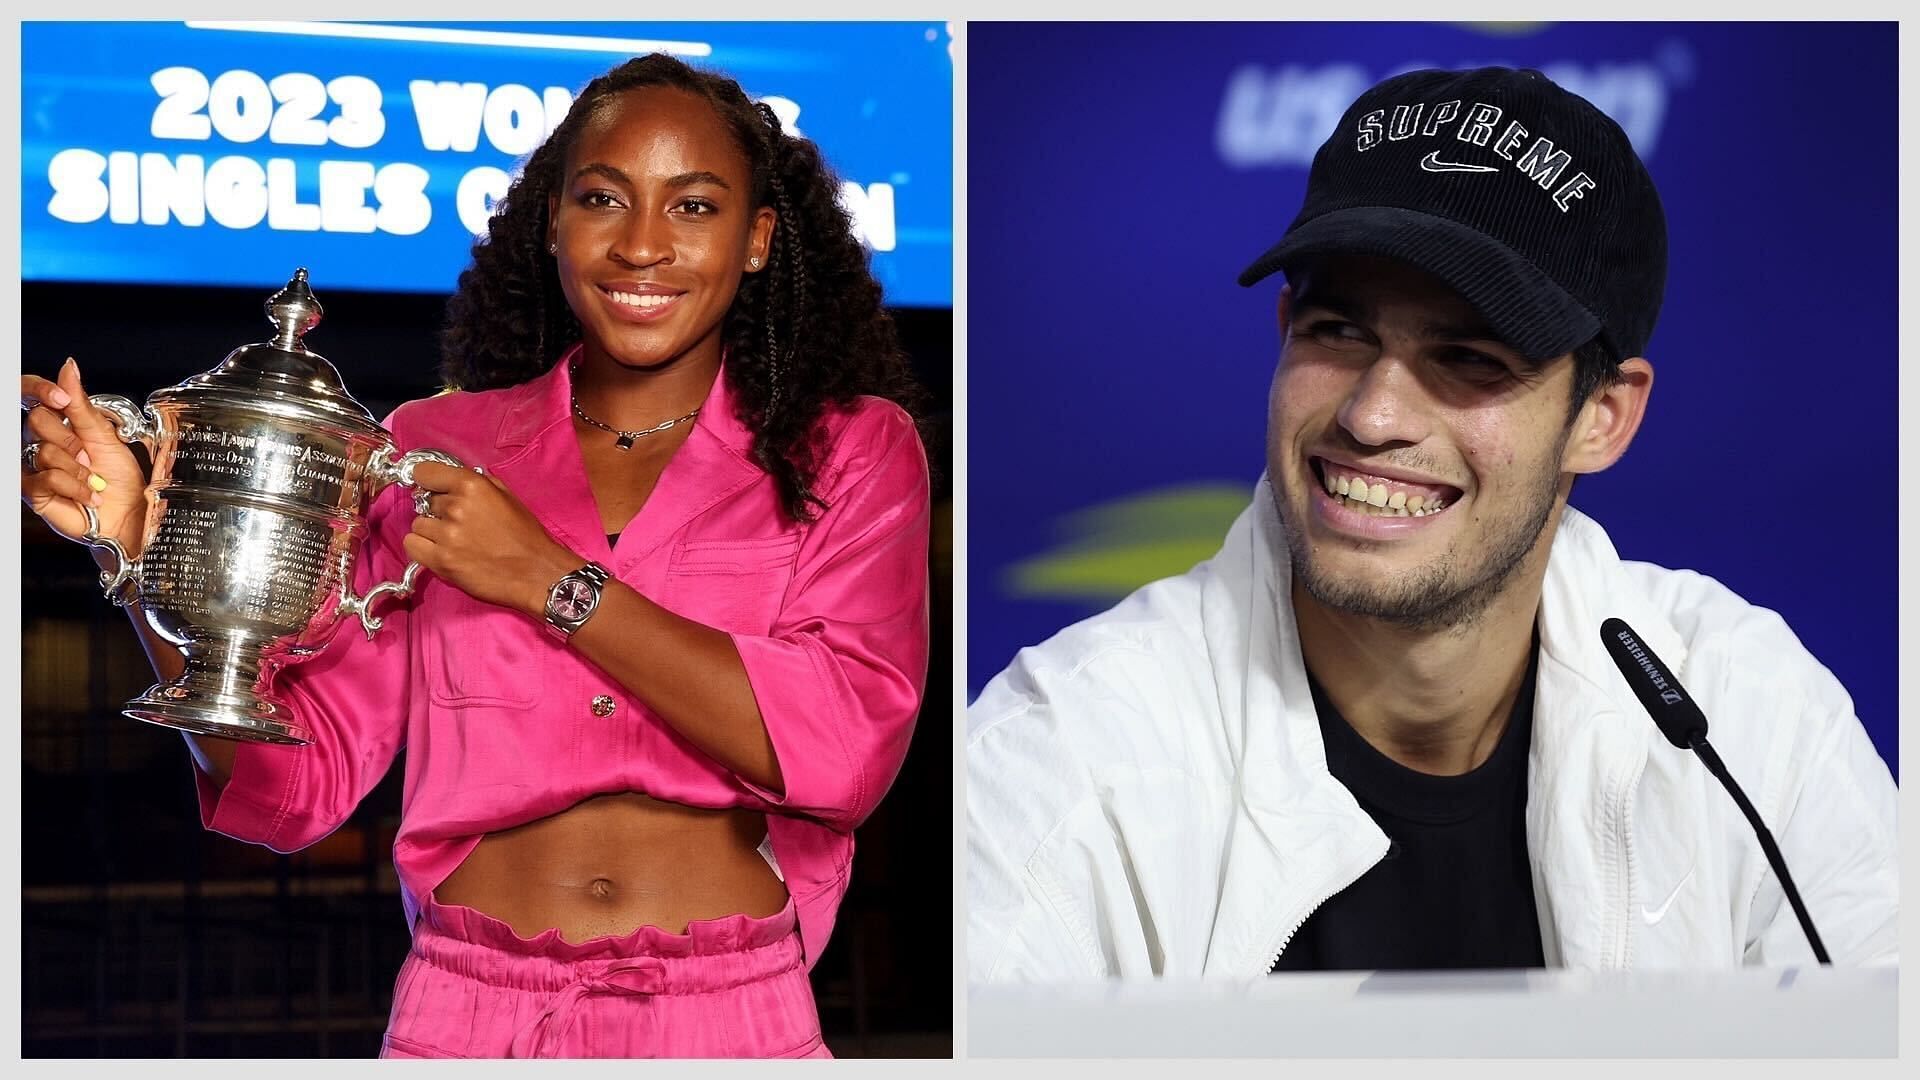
[
  {"xmin": 1600, "ymin": 617, "xmax": 1832, "ymax": 965},
  {"xmin": 1687, "ymin": 734, "xmax": 1831, "ymax": 965}
]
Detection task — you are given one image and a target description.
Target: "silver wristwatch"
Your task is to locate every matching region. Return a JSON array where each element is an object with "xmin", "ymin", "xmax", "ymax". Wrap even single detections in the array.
[{"xmin": 542, "ymin": 561, "xmax": 611, "ymax": 640}]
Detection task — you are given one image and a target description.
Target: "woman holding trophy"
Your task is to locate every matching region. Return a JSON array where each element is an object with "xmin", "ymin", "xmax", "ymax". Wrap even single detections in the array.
[{"xmin": 19, "ymin": 54, "xmax": 931, "ymax": 1059}]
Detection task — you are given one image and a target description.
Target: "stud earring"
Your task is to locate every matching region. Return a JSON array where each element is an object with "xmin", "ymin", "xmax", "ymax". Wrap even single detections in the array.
[
  {"xmin": 548, "ymin": 242, "xmax": 557, "ymax": 255},
  {"xmin": 749, "ymin": 257, "xmax": 761, "ymax": 269}
]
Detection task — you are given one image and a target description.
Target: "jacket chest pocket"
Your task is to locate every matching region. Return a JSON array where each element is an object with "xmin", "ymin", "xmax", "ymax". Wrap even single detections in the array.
[
  {"xmin": 421, "ymin": 583, "xmax": 549, "ymax": 708},
  {"xmin": 661, "ymin": 534, "xmax": 802, "ymax": 636}
]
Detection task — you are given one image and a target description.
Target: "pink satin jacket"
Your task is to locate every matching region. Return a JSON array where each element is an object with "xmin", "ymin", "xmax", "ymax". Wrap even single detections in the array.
[{"xmin": 194, "ymin": 347, "xmax": 931, "ymax": 966}]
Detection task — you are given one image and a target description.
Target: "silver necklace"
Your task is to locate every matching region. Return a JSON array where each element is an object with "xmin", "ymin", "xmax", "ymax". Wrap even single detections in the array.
[{"xmin": 569, "ymin": 363, "xmax": 701, "ymax": 451}]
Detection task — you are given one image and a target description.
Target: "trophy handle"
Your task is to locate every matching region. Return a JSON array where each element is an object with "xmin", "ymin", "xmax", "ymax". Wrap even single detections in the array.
[
  {"xmin": 79, "ymin": 504, "xmax": 140, "ymax": 606},
  {"xmin": 87, "ymin": 393, "xmax": 160, "ymax": 459},
  {"xmin": 337, "ymin": 446, "xmax": 465, "ymax": 638},
  {"xmin": 79, "ymin": 395, "xmax": 155, "ymax": 605}
]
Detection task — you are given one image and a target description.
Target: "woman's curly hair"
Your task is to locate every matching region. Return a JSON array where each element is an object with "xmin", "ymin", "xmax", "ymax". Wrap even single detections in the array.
[{"xmin": 438, "ymin": 54, "xmax": 928, "ymax": 522}]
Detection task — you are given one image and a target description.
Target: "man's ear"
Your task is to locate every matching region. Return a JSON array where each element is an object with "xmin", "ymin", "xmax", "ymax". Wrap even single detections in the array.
[
  {"xmin": 1276, "ymin": 283, "xmax": 1294, "ymax": 341},
  {"xmin": 1564, "ymin": 357, "xmax": 1654, "ymax": 474}
]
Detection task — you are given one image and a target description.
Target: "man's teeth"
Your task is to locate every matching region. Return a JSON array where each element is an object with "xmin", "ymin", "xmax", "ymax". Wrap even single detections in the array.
[
  {"xmin": 609, "ymin": 290, "xmax": 677, "ymax": 308},
  {"xmin": 1323, "ymin": 472, "xmax": 1449, "ymax": 517}
]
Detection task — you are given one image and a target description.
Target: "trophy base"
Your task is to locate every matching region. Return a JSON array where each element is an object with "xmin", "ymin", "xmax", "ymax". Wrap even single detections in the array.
[
  {"xmin": 122, "ymin": 638, "xmax": 313, "ymax": 745},
  {"xmin": 124, "ymin": 694, "xmax": 312, "ymax": 745}
]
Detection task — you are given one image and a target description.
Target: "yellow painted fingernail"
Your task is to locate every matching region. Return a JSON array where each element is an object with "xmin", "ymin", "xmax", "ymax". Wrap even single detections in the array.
[{"xmin": 88, "ymin": 473, "xmax": 107, "ymax": 492}]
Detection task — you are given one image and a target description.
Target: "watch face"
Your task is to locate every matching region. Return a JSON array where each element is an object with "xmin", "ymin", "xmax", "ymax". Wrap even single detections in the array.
[{"xmin": 553, "ymin": 578, "xmax": 595, "ymax": 621}]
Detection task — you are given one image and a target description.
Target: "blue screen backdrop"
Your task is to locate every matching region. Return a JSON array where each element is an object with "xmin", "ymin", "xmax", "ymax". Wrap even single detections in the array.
[
  {"xmin": 966, "ymin": 22, "xmax": 1897, "ymax": 775},
  {"xmin": 22, "ymin": 21, "xmax": 952, "ymax": 306}
]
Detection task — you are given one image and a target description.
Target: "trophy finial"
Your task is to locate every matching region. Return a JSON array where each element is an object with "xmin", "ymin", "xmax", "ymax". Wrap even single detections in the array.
[{"xmin": 266, "ymin": 268, "xmax": 324, "ymax": 352}]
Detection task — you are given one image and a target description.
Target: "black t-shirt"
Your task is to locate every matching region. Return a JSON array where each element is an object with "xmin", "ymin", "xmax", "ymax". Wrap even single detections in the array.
[{"xmin": 1270, "ymin": 643, "xmax": 1545, "ymax": 972}]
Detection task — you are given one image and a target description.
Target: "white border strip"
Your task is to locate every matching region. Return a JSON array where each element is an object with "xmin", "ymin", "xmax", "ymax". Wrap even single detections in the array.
[{"xmin": 182, "ymin": 20, "xmax": 713, "ymax": 57}]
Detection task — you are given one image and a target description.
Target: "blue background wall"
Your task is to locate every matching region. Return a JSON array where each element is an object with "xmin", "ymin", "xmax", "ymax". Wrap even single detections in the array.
[{"xmin": 967, "ymin": 21, "xmax": 1897, "ymax": 775}]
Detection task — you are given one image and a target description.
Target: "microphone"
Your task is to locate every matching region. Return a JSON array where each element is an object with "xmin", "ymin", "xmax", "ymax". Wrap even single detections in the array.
[{"xmin": 1599, "ymin": 617, "xmax": 1831, "ymax": 965}]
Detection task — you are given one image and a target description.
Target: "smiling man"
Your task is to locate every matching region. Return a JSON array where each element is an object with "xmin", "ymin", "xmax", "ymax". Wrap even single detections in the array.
[{"xmin": 966, "ymin": 67, "xmax": 1897, "ymax": 979}]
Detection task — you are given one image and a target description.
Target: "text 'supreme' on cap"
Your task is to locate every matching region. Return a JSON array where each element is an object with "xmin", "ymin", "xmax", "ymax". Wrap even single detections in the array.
[{"xmin": 1238, "ymin": 66, "xmax": 1668, "ymax": 364}]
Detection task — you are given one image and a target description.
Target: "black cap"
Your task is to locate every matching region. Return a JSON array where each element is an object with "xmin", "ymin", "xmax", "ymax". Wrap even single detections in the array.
[{"xmin": 1238, "ymin": 66, "xmax": 1667, "ymax": 363}]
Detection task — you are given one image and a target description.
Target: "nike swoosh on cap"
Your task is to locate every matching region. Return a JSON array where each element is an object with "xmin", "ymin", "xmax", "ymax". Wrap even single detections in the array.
[
  {"xmin": 1641, "ymin": 865, "xmax": 1696, "ymax": 926},
  {"xmin": 1419, "ymin": 150, "xmax": 1499, "ymax": 174}
]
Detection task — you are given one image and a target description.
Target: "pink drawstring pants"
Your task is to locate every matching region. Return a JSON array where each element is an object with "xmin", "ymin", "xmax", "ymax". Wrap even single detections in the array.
[{"xmin": 379, "ymin": 894, "xmax": 829, "ymax": 1058}]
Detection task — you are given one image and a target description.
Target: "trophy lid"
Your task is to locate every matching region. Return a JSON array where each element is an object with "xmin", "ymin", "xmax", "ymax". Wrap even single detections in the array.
[{"xmin": 164, "ymin": 268, "xmax": 386, "ymax": 432}]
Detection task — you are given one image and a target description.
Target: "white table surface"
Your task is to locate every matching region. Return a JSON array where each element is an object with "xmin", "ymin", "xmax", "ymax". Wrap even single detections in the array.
[{"xmin": 969, "ymin": 965, "xmax": 1898, "ymax": 1057}]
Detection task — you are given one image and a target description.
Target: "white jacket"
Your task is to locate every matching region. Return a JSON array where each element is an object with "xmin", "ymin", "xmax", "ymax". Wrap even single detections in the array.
[{"xmin": 967, "ymin": 482, "xmax": 1897, "ymax": 979}]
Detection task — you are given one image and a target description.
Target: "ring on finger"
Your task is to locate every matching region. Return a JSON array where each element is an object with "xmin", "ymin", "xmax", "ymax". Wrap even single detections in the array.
[
  {"xmin": 413, "ymin": 487, "xmax": 435, "ymax": 518},
  {"xmin": 21, "ymin": 441, "xmax": 42, "ymax": 474}
]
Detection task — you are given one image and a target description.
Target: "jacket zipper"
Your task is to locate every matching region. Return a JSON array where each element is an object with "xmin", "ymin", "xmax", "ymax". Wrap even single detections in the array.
[
  {"xmin": 1257, "ymin": 838, "xmax": 1390, "ymax": 974},
  {"xmin": 1611, "ymin": 766, "xmax": 1642, "ymax": 968},
  {"xmin": 1264, "ymin": 890, "xmax": 1340, "ymax": 973}
]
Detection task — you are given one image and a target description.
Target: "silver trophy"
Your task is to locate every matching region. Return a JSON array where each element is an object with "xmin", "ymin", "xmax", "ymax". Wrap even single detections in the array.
[{"xmin": 83, "ymin": 269, "xmax": 459, "ymax": 745}]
